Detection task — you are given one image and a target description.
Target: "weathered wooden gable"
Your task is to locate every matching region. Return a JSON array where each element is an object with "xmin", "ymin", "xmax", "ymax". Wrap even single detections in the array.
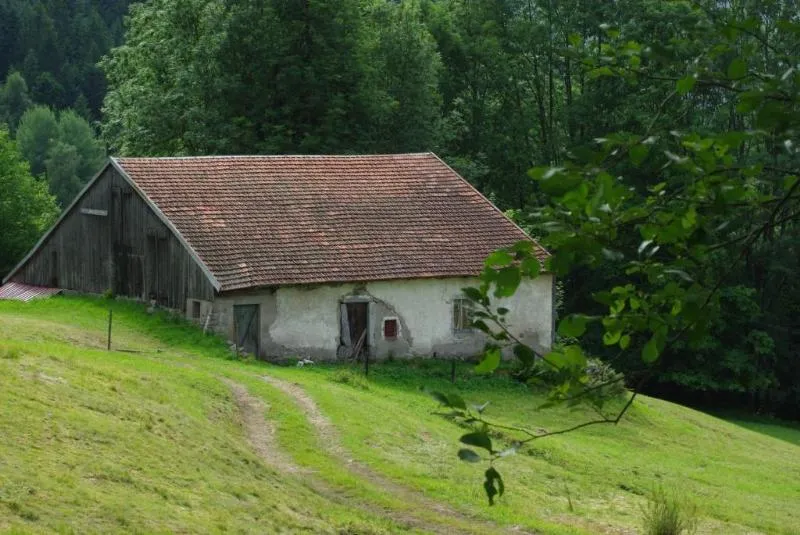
[{"xmin": 9, "ymin": 165, "xmax": 215, "ymax": 309}]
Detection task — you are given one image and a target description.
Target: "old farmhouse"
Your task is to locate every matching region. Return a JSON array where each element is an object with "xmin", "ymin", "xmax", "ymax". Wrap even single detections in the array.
[{"xmin": 2, "ymin": 153, "xmax": 553, "ymax": 359}]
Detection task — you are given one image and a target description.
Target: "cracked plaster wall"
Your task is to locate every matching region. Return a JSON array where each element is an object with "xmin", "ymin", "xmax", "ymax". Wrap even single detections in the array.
[{"xmin": 212, "ymin": 275, "xmax": 553, "ymax": 360}]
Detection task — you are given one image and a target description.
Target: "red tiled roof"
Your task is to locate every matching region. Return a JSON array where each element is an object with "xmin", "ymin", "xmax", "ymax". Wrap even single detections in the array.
[{"xmin": 113, "ymin": 153, "xmax": 547, "ymax": 291}]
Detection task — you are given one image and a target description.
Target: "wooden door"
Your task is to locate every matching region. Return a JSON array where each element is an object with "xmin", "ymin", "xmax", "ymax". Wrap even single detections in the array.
[
  {"xmin": 346, "ymin": 302, "xmax": 369, "ymax": 357},
  {"xmin": 234, "ymin": 304, "xmax": 260, "ymax": 356}
]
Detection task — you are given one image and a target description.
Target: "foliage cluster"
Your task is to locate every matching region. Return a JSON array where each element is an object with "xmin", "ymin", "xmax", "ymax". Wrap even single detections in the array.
[
  {"xmin": 15, "ymin": 104, "xmax": 105, "ymax": 206},
  {"xmin": 0, "ymin": 0, "xmax": 133, "ymax": 119},
  {"xmin": 420, "ymin": 0, "xmax": 800, "ymax": 501},
  {"xmin": 0, "ymin": 128, "xmax": 58, "ymax": 276},
  {"xmin": 641, "ymin": 487, "xmax": 698, "ymax": 535}
]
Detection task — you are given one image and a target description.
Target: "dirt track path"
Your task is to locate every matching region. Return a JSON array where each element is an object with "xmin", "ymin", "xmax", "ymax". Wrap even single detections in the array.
[
  {"xmin": 259, "ymin": 375, "xmax": 532, "ymax": 535},
  {"xmin": 224, "ymin": 378, "xmax": 495, "ymax": 534}
]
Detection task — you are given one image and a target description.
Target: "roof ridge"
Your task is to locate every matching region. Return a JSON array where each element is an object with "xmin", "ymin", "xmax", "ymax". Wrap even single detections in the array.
[{"xmin": 114, "ymin": 152, "xmax": 436, "ymax": 161}]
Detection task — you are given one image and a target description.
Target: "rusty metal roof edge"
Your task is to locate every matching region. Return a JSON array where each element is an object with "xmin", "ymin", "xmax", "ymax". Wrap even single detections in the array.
[{"xmin": 0, "ymin": 282, "xmax": 63, "ymax": 302}]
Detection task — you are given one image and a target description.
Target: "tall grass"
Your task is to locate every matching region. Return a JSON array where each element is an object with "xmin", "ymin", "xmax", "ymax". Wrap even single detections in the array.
[{"xmin": 641, "ymin": 487, "xmax": 698, "ymax": 535}]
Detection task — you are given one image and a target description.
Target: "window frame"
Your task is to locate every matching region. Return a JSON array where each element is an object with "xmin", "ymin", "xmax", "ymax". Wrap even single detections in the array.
[
  {"xmin": 382, "ymin": 317, "xmax": 399, "ymax": 340},
  {"xmin": 452, "ymin": 298, "xmax": 474, "ymax": 334}
]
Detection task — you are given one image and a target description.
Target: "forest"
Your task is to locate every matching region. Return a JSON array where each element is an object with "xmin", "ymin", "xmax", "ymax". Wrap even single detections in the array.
[{"xmin": 1, "ymin": 0, "xmax": 798, "ymax": 420}]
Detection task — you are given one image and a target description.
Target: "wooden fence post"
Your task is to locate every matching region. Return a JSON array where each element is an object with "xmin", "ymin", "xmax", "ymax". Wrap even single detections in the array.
[{"xmin": 107, "ymin": 309, "xmax": 113, "ymax": 351}]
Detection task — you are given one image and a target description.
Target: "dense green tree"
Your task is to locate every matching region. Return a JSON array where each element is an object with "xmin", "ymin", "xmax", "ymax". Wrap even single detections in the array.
[
  {"xmin": 16, "ymin": 105, "xmax": 105, "ymax": 205},
  {"xmin": 0, "ymin": 128, "xmax": 58, "ymax": 277},
  {"xmin": 102, "ymin": 0, "xmax": 444, "ymax": 156},
  {"xmin": 0, "ymin": 0, "xmax": 134, "ymax": 118},
  {"xmin": 15, "ymin": 105, "xmax": 58, "ymax": 176},
  {"xmin": 0, "ymin": 71, "xmax": 32, "ymax": 133},
  {"xmin": 44, "ymin": 141, "xmax": 83, "ymax": 207},
  {"xmin": 435, "ymin": 2, "xmax": 800, "ymax": 501},
  {"xmin": 57, "ymin": 109, "xmax": 105, "ymax": 188},
  {"xmin": 369, "ymin": 1, "xmax": 443, "ymax": 152}
]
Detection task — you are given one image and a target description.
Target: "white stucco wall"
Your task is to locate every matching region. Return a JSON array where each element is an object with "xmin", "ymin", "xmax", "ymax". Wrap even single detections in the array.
[
  {"xmin": 212, "ymin": 275, "xmax": 554, "ymax": 360},
  {"xmin": 270, "ymin": 285, "xmax": 348, "ymax": 350}
]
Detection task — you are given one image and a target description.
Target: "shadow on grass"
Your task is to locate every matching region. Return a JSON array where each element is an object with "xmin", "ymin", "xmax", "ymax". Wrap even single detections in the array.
[
  {"xmin": 713, "ymin": 412, "xmax": 800, "ymax": 447},
  {"xmin": 289, "ymin": 357, "xmax": 531, "ymax": 397}
]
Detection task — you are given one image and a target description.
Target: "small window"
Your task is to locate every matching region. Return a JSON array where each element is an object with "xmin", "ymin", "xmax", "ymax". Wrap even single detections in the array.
[
  {"xmin": 383, "ymin": 318, "xmax": 398, "ymax": 340},
  {"xmin": 453, "ymin": 298, "xmax": 474, "ymax": 332},
  {"xmin": 192, "ymin": 300, "xmax": 201, "ymax": 319}
]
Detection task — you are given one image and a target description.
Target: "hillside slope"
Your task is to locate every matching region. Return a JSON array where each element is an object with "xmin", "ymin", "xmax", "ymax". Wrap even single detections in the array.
[{"xmin": 0, "ymin": 297, "xmax": 798, "ymax": 534}]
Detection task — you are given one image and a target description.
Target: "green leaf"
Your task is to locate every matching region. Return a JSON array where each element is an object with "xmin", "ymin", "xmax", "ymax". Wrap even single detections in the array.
[
  {"xmin": 681, "ymin": 206, "xmax": 697, "ymax": 229},
  {"xmin": 520, "ymin": 256, "xmax": 541, "ymax": 277},
  {"xmin": 619, "ymin": 334, "xmax": 631, "ymax": 350},
  {"xmin": 475, "ymin": 348, "xmax": 501, "ymax": 375},
  {"xmin": 588, "ymin": 66, "xmax": 614, "ymax": 79},
  {"xmin": 727, "ymin": 57, "xmax": 747, "ymax": 79},
  {"xmin": 642, "ymin": 336, "xmax": 660, "ymax": 363},
  {"xmin": 457, "ymin": 448, "xmax": 482, "ymax": 463},
  {"xmin": 548, "ymin": 345, "xmax": 587, "ymax": 371},
  {"xmin": 558, "ymin": 315, "xmax": 589, "ymax": 338},
  {"xmin": 676, "ymin": 75, "xmax": 696, "ymax": 95},
  {"xmin": 493, "ymin": 266, "xmax": 521, "ymax": 298},
  {"xmin": 471, "ymin": 319, "xmax": 492, "ymax": 334},
  {"xmin": 483, "ymin": 467, "xmax": 505, "ymax": 505},
  {"xmin": 513, "ymin": 344, "xmax": 537, "ymax": 365},
  {"xmin": 603, "ymin": 330, "xmax": 622, "ymax": 346},
  {"xmin": 756, "ymin": 100, "xmax": 784, "ymax": 129},
  {"xmin": 461, "ymin": 287, "xmax": 486, "ymax": 304},
  {"xmin": 496, "ymin": 307, "xmax": 510, "ymax": 315},
  {"xmin": 460, "ymin": 432, "xmax": 493, "ymax": 453},
  {"xmin": 485, "ymin": 250, "xmax": 514, "ymax": 268},
  {"xmin": 629, "ymin": 143, "xmax": 650, "ymax": 166}
]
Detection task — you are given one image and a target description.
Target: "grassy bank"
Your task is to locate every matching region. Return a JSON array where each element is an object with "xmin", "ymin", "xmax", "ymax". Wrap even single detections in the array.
[{"xmin": 1, "ymin": 296, "xmax": 798, "ymax": 534}]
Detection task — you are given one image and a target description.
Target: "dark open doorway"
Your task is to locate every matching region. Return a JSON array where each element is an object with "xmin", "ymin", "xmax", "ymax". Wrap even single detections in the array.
[
  {"xmin": 344, "ymin": 301, "xmax": 369, "ymax": 358},
  {"xmin": 234, "ymin": 304, "xmax": 260, "ymax": 357}
]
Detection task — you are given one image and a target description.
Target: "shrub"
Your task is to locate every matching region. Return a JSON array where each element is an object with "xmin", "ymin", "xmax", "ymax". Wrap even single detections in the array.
[
  {"xmin": 329, "ymin": 369, "xmax": 370, "ymax": 390},
  {"xmin": 641, "ymin": 487, "xmax": 698, "ymax": 535},
  {"xmin": 585, "ymin": 358, "xmax": 626, "ymax": 399}
]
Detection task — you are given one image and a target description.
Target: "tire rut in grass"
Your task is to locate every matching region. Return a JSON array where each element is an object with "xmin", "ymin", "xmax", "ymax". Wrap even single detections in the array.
[
  {"xmin": 224, "ymin": 378, "xmax": 485, "ymax": 535},
  {"xmin": 260, "ymin": 375, "xmax": 534, "ymax": 535}
]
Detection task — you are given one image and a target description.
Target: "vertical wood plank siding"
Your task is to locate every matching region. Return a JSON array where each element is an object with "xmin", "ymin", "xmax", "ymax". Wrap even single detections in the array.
[{"xmin": 11, "ymin": 167, "xmax": 215, "ymax": 310}]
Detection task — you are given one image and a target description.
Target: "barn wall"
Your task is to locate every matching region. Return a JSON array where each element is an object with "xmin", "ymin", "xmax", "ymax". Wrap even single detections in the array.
[
  {"xmin": 11, "ymin": 166, "xmax": 215, "ymax": 309},
  {"xmin": 211, "ymin": 275, "xmax": 554, "ymax": 360}
]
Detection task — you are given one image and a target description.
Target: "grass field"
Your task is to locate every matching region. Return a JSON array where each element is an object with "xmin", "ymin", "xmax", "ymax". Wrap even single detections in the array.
[{"xmin": 1, "ymin": 296, "xmax": 798, "ymax": 534}]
